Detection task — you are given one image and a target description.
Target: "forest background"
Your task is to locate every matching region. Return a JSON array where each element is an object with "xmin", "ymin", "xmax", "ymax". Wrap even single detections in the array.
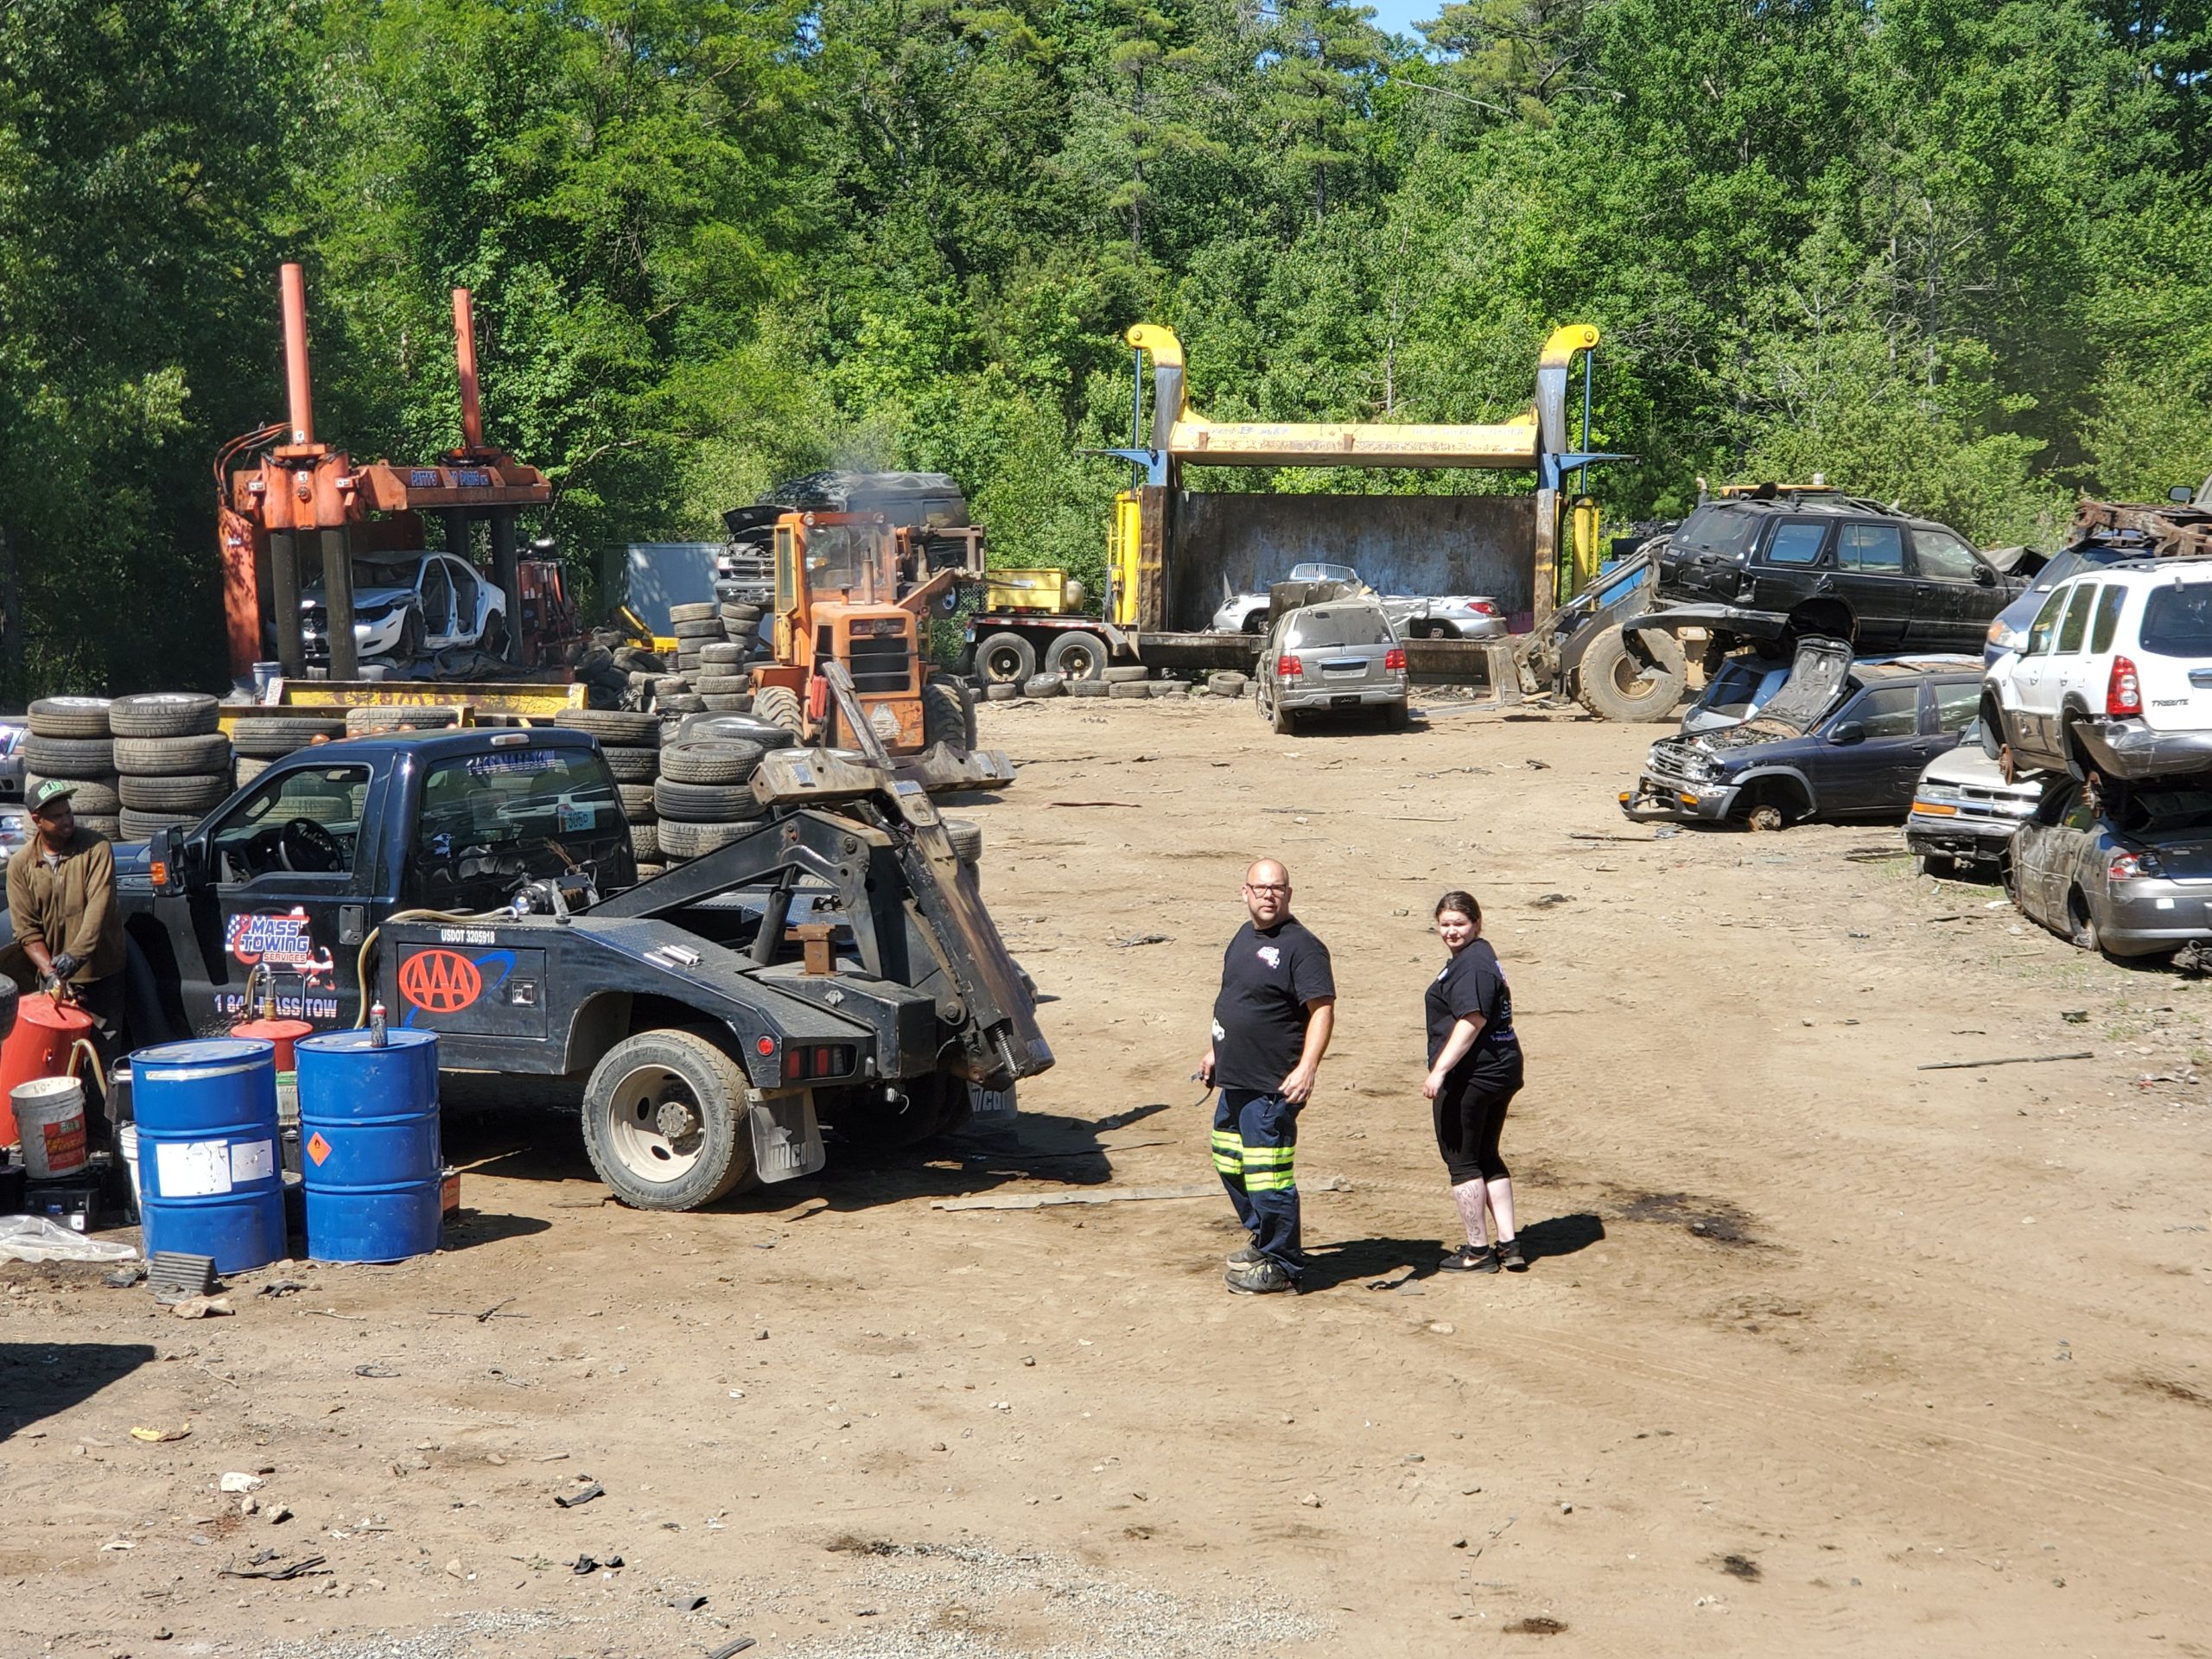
[{"xmin": 3, "ymin": 0, "xmax": 2209, "ymax": 694}]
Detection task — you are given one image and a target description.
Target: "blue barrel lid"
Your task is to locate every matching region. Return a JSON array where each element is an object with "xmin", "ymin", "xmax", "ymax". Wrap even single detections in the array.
[
  {"xmin": 296, "ymin": 1028, "xmax": 440, "ymax": 1056},
  {"xmin": 132, "ymin": 1038, "xmax": 275, "ymax": 1075}
]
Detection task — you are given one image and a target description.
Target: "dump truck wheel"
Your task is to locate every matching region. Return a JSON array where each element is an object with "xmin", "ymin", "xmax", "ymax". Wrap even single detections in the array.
[
  {"xmin": 976, "ymin": 632, "xmax": 1036, "ymax": 685},
  {"xmin": 752, "ymin": 684, "xmax": 803, "ymax": 736},
  {"xmin": 1576, "ymin": 626, "xmax": 1686, "ymax": 722},
  {"xmin": 582, "ymin": 1027, "xmax": 756, "ymax": 1210},
  {"xmin": 922, "ymin": 672, "xmax": 975, "ymax": 748},
  {"xmin": 1043, "ymin": 631, "xmax": 1109, "ymax": 683}
]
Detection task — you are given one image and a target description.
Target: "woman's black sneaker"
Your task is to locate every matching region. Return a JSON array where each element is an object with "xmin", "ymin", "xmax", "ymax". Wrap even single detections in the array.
[
  {"xmin": 1439, "ymin": 1244, "xmax": 1500, "ymax": 1274},
  {"xmin": 1498, "ymin": 1236, "xmax": 1528, "ymax": 1272}
]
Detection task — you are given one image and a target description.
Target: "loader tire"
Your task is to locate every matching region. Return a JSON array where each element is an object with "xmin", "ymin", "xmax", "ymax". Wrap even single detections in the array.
[
  {"xmin": 113, "ymin": 734, "xmax": 232, "ymax": 776},
  {"xmin": 108, "ymin": 692, "xmax": 219, "ymax": 738},
  {"xmin": 659, "ymin": 739, "xmax": 765, "ymax": 785},
  {"xmin": 1042, "ymin": 631, "xmax": 1109, "ymax": 683},
  {"xmin": 752, "ymin": 684, "xmax": 803, "ymax": 736},
  {"xmin": 1575, "ymin": 626, "xmax": 1687, "ymax": 723},
  {"xmin": 554, "ymin": 709, "xmax": 660, "ymax": 746},
  {"xmin": 599, "ymin": 745, "xmax": 661, "ymax": 783},
  {"xmin": 975, "ymin": 632, "xmax": 1036, "ymax": 685},
  {"xmin": 119, "ymin": 772, "xmax": 232, "ymax": 812},
  {"xmin": 654, "ymin": 777, "xmax": 766, "ymax": 821},
  {"xmin": 24, "ymin": 777, "xmax": 120, "ymax": 815},
  {"xmin": 27, "ymin": 696, "xmax": 112, "ymax": 739},
  {"xmin": 921, "ymin": 672, "xmax": 977, "ymax": 749},
  {"xmin": 231, "ymin": 715, "xmax": 346, "ymax": 757},
  {"xmin": 22, "ymin": 735, "xmax": 115, "ymax": 776},
  {"xmin": 582, "ymin": 1027, "xmax": 756, "ymax": 1210},
  {"xmin": 656, "ymin": 817, "xmax": 756, "ymax": 859}
]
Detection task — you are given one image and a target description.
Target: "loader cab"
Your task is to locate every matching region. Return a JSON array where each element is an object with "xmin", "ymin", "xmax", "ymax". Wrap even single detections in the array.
[{"xmin": 764, "ymin": 511, "xmax": 930, "ymax": 751}]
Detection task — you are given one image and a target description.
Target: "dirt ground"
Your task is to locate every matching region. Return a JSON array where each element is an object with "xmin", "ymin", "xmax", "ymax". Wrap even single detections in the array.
[{"xmin": 6, "ymin": 690, "xmax": 2212, "ymax": 1659}]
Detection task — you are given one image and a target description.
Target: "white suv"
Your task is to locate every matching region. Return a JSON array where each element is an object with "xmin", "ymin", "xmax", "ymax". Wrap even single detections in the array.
[{"xmin": 1979, "ymin": 560, "xmax": 2212, "ymax": 780}]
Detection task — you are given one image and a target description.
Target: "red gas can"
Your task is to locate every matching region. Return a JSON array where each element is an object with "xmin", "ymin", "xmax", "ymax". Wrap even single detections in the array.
[
  {"xmin": 231, "ymin": 1014, "xmax": 315, "ymax": 1076},
  {"xmin": 0, "ymin": 994, "xmax": 96, "ymax": 1147}
]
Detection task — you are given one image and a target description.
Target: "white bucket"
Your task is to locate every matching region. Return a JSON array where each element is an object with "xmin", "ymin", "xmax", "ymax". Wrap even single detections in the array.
[
  {"xmin": 13, "ymin": 1077, "xmax": 88, "ymax": 1180},
  {"xmin": 119, "ymin": 1121, "xmax": 142, "ymax": 1211}
]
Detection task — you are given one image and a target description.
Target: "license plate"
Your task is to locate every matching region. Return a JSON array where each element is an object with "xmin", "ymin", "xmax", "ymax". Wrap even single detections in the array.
[{"xmin": 969, "ymin": 1083, "xmax": 1017, "ymax": 1118}]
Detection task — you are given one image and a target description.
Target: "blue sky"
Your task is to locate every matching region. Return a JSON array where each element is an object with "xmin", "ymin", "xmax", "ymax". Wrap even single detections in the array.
[{"xmin": 1364, "ymin": 0, "xmax": 1436, "ymax": 44}]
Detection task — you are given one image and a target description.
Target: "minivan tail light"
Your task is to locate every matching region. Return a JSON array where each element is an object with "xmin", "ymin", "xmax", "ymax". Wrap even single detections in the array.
[
  {"xmin": 2108, "ymin": 849, "xmax": 2164, "ymax": 883},
  {"xmin": 2107, "ymin": 654, "xmax": 2142, "ymax": 716},
  {"xmin": 1384, "ymin": 648, "xmax": 1407, "ymax": 671},
  {"xmin": 1278, "ymin": 654, "xmax": 1303, "ymax": 679}
]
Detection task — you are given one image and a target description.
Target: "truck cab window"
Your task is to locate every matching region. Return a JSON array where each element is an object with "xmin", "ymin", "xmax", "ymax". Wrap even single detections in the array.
[
  {"xmin": 208, "ymin": 766, "xmax": 371, "ymax": 883},
  {"xmin": 407, "ymin": 747, "xmax": 627, "ymax": 910}
]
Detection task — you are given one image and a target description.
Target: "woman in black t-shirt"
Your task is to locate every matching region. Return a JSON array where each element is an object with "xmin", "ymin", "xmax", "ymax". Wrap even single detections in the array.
[{"xmin": 1422, "ymin": 890, "xmax": 1527, "ymax": 1273}]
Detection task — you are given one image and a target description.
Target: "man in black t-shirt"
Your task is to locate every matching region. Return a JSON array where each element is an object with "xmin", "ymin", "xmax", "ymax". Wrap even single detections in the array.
[{"xmin": 1198, "ymin": 858, "xmax": 1336, "ymax": 1294}]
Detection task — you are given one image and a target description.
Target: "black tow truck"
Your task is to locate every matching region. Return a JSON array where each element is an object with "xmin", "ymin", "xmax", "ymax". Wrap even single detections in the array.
[{"xmin": 47, "ymin": 671, "xmax": 1052, "ymax": 1210}]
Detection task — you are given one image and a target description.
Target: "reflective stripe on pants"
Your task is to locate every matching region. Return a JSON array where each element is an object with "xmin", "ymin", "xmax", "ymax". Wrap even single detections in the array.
[{"xmin": 1214, "ymin": 1087, "xmax": 1302, "ymax": 1274}]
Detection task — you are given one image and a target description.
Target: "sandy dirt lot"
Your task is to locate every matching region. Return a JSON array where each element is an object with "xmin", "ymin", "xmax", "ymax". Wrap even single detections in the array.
[{"xmin": 5, "ymin": 691, "xmax": 2211, "ymax": 1658}]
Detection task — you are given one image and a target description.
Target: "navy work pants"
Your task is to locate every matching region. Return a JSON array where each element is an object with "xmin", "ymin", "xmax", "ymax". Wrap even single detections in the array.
[{"xmin": 1212, "ymin": 1088, "xmax": 1302, "ymax": 1276}]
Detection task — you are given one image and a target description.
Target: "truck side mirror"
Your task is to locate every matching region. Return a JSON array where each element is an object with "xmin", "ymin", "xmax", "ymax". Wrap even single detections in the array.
[
  {"xmin": 1974, "ymin": 563, "xmax": 1994, "ymax": 586},
  {"xmin": 149, "ymin": 823, "xmax": 190, "ymax": 893},
  {"xmin": 1828, "ymin": 721, "xmax": 1866, "ymax": 745},
  {"xmin": 2171, "ymin": 486, "xmax": 2195, "ymax": 503}
]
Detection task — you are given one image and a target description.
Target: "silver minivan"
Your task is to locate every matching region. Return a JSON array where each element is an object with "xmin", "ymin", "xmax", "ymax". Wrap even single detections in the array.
[{"xmin": 1255, "ymin": 601, "xmax": 1410, "ymax": 735}]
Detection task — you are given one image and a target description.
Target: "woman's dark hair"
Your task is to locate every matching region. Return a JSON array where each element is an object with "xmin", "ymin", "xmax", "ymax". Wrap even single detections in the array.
[{"xmin": 1434, "ymin": 890, "xmax": 1481, "ymax": 925}]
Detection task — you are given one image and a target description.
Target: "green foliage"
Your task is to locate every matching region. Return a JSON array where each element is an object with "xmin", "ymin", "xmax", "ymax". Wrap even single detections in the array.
[{"xmin": 3, "ymin": 0, "xmax": 2210, "ymax": 699}]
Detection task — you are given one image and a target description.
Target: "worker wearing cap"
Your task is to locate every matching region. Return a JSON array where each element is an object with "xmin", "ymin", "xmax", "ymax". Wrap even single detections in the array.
[
  {"xmin": 1198, "ymin": 857, "xmax": 1336, "ymax": 1295},
  {"xmin": 6, "ymin": 780, "xmax": 127, "ymax": 1057}
]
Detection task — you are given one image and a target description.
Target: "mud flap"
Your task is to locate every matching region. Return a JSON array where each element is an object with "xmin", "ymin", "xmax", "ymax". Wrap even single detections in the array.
[{"xmin": 748, "ymin": 1090, "xmax": 826, "ymax": 1184}]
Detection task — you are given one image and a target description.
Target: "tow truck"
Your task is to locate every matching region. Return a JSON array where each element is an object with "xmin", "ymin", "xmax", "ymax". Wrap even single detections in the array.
[{"xmin": 22, "ymin": 670, "xmax": 1048, "ymax": 1211}]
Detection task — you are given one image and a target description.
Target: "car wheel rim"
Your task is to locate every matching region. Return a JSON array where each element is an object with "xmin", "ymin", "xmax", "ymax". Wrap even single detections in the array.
[{"xmin": 602, "ymin": 1064, "xmax": 707, "ymax": 1185}]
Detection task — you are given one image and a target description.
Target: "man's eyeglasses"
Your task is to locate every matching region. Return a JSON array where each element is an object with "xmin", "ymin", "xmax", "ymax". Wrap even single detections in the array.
[{"xmin": 1243, "ymin": 881, "xmax": 1289, "ymax": 894}]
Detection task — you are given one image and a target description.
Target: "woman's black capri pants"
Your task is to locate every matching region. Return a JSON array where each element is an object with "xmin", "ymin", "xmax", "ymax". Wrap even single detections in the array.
[{"xmin": 1433, "ymin": 1069, "xmax": 1519, "ymax": 1185}]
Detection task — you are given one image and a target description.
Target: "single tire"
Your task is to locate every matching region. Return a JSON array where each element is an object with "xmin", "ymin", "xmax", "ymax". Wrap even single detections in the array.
[
  {"xmin": 1384, "ymin": 702, "xmax": 1410, "ymax": 729},
  {"xmin": 660, "ymin": 740, "xmax": 765, "ymax": 785},
  {"xmin": 1151, "ymin": 682, "xmax": 1187, "ymax": 699},
  {"xmin": 657, "ymin": 817, "xmax": 758, "ymax": 859},
  {"xmin": 235, "ymin": 756, "xmax": 271, "ymax": 787},
  {"xmin": 975, "ymin": 631, "xmax": 1037, "ymax": 685},
  {"xmin": 23, "ymin": 778, "xmax": 120, "ymax": 816},
  {"xmin": 112, "ymin": 734, "xmax": 232, "ymax": 776},
  {"xmin": 671, "ymin": 618, "xmax": 725, "ymax": 640},
  {"xmin": 659, "ymin": 695, "xmax": 708, "ymax": 715},
  {"xmin": 599, "ymin": 745, "xmax": 661, "ymax": 784},
  {"xmin": 654, "ymin": 777, "xmax": 766, "ymax": 820},
  {"xmin": 943, "ymin": 817, "xmax": 983, "ymax": 863},
  {"xmin": 581, "ymin": 1027, "xmax": 756, "ymax": 1210},
  {"xmin": 27, "ymin": 696, "xmax": 112, "ymax": 739},
  {"xmin": 752, "ymin": 684, "xmax": 803, "ymax": 736},
  {"xmin": 985, "ymin": 682, "xmax": 1021, "ymax": 702},
  {"xmin": 617, "ymin": 783, "xmax": 658, "ymax": 818},
  {"xmin": 77, "ymin": 814, "xmax": 122, "ymax": 841},
  {"xmin": 22, "ymin": 734, "xmax": 115, "ymax": 776},
  {"xmin": 668, "ymin": 601, "xmax": 720, "ymax": 625},
  {"xmin": 699, "ymin": 641, "xmax": 747, "ymax": 667},
  {"xmin": 633, "ymin": 861, "xmax": 666, "ymax": 882},
  {"xmin": 629, "ymin": 821, "xmax": 661, "ymax": 861},
  {"xmin": 1069, "ymin": 680, "xmax": 1109, "ymax": 698},
  {"xmin": 118, "ymin": 806, "xmax": 202, "ymax": 839},
  {"xmin": 346, "ymin": 705, "xmax": 459, "ymax": 734},
  {"xmin": 231, "ymin": 716, "xmax": 347, "ymax": 758},
  {"xmin": 1102, "ymin": 664, "xmax": 1149, "ymax": 684},
  {"xmin": 701, "ymin": 694, "xmax": 749, "ymax": 713},
  {"xmin": 655, "ymin": 674, "xmax": 692, "ymax": 694},
  {"xmin": 554, "ymin": 709, "xmax": 660, "ymax": 746},
  {"xmin": 1745, "ymin": 802, "xmax": 1785, "ymax": 832},
  {"xmin": 108, "ymin": 691, "xmax": 219, "ymax": 739},
  {"xmin": 1270, "ymin": 699, "xmax": 1297, "ymax": 735},
  {"xmin": 921, "ymin": 672, "xmax": 977, "ymax": 749},
  {"xmin": 1576, "ymin": 626, "xmax": 1688, "ymax": 722},
  {"xmin": 1978, "ymin": 697, "xmax": 2006, "ymax": 762},
  {"xmin": 1107, "ymin": 681, "xmax": 1149, "ymax": 700},
  {"xmin": 118, "ymin": 772, "xmax": 232, "ymax": 812},
  {"xmin": 1042, "ymin": 631, "xmax": 1109, "ymax": 683},
  {"xmin": 692, "ymin": 673, "xmax": 749, "ymax": 696},
  {"xmin": 1211, "ymin": 672, "xmax": 1248, "ymax": 698},
  {"xmin": 677, "ymin": 714, "xmax": 797, "ymax": 749},
  {"xmin": 1022, "ymin": 675, "xmax": 1065, "ymax": 698}
]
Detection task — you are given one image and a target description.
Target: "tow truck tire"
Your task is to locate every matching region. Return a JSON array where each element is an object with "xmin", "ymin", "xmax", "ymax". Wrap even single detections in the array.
[
  {"xmin": 654, "ymin": 778, "xmax": 767, "ymax": 820},
  {"xmin": 976, "ymin": 632, "xmax": 1037, "ymax": 685},
  {"xmin": 657, "ymin": 817, "xmax": 754, "ymax": 859},
  {"xmin": 556, "ymin": 709, "xmax": 659, "ymax": 746},
  {"xmin": 108, "ymin": 692, "xmax": 219, "ymax": 738},
  {"xmin": 921, "ymin": 672, "xmax": 977, "ymax": 749},
  {"xmin": 113, "ymin": 734, "xmax": 232, "ymax": 775},
  {"xmin": 118, "ymin": 772, "xmax": 232, "ymax": 812},
  {"xmin": 582, "ymin": 1027, "xmax": 757, "ymax": 1210},
  {"xmin": 660, "ymin": 740, "xmax": 765, "ymax": 785},
  {"xmin": 27, "ymin": 697, "xmax": 112, "ymax": 739},
  {"xmin": 752, "ymin": 684, "xmax": 803, "ymax": 736},
  {"xmin": 22, "ymin": 735, "xmax": 115, "ymax": 776},
  {"xmin": 1575, "ymin": 626, "xmax": 1687, "ymax": 723},
  {"xmin": 1043, "ymin": 631, "xmax": 1109, "ymax": 683},
  {"xmin": 599, "ymin": 746, "xmax": 661, "ymax": 783},
  {"xmin": 231, "ymin": 716, "xmax": 347, "ymax": 758}
]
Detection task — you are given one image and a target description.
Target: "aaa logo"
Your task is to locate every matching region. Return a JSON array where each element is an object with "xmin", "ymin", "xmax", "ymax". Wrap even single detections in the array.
[{"xmin": 397, "ymin": 950, "xmax": 483, "ymax": 1013}]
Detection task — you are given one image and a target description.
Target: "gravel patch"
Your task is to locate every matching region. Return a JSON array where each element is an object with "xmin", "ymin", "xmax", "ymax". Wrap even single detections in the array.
[{"xmin": 258, "ymin": 1609, "xmax": 573, "ymax": 1659}]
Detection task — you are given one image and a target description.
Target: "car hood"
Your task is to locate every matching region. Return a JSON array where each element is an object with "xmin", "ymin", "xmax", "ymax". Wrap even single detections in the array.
[
  {"xmin": 300, "ymin": 584, "xmax": 412, "ymax": 610},
  {"xmin": 1662, "ymin": 636, "xmax": 1852, "ymax": 761},
  {"xmin": 1917, "ymin": 744, "xmax": 2042, "ymax": 799}
]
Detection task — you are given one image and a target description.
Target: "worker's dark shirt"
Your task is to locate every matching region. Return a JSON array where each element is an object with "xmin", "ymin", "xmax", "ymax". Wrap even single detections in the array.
[
  {"xmin": 6, "ymin": 827, "xmax": 124, "ymax": 982},
  {"xmin": 1211, "ymin": 917, "xmax": 1334, "ymax": 1092},
  {"xmin": 1426, "ymin": 938, "xmax": 1521, "ymax": 1088}
]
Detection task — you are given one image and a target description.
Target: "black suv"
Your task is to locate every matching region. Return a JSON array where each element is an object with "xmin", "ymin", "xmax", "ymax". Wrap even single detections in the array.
[{"xmin": 1625, "ymin": 492, "xmax": 2024, "ymax": 660}]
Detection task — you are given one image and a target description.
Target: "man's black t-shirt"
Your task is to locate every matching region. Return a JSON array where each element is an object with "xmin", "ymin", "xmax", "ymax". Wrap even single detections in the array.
[
  {"xmin": 1211, "ymin": 918, "xmax": 1336, "ymax": 1092},
  {"xmin": 1425, "ymin": 939, "xmax": 1522, "ymax": 1087}
]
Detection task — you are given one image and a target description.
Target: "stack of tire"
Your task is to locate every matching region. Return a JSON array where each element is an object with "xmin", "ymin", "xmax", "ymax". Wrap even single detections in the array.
[
  {"xmin": 552, "ymin": 709, "xmax": 664, "ymax": 877},
  {"xmin": 653, "ymin": 735, "xmax": 766, "ymax": 863},
  {"xmin": 109, "ymin": 694, "xmax": 234, "ymax": 842},
  {"xmin": 22, "ymin": 697, "xmax": 122, "ymax": 839},
  {"xmin": 232, "ymin": 713, "xmax": 349, "ymax": 789},
  {"xmin": 670, "ymin": 603, "xmax": 752, "ymax": 714},
  {"xmin": 721, "ymin": 593, "xmax": 767, "ymax": 665}
]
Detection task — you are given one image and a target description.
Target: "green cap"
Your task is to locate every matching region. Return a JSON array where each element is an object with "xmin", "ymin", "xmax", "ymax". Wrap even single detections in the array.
[{"xmin": 29, "ymin": 779, "xmax": 78, "ymax": 814}]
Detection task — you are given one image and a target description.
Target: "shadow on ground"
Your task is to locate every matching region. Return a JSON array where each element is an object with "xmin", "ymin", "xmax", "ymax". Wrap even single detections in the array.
[{"xmin": 0, "ymin": 1339, "xmax": 156, "ymax": 1440}]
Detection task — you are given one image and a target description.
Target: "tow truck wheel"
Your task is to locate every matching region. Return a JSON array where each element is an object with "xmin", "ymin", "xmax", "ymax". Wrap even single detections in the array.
[
  {"xmin": 582, "ymin": 1028, "xmax": 756, "ymax": 1211},
  {"xmin": 752, "ymin": 684, "xmax": 803, "ymax": 739}
]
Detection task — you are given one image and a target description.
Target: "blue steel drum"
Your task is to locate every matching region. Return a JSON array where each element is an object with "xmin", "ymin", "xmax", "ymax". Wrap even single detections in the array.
[
  {"xmin": 295, "ymin": 1029, "xmax": 442, "ymax": 1263},
  {"xmin": 132, "ymin": 1039, "xmax": 287, "ymax": 1274}
]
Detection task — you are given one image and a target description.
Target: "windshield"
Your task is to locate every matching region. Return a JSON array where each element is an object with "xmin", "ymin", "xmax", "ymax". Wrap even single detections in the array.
[
  {"xmin": 803, "ymin": 525, "xmax": 882, "ymax": 594},
  {"xmin": 1673, "ymin": 505, "xmax": 1761, "ymax": 561},
  {"xmin": 351, "ymin": 557, "xmax": 423, "ymax": 591}
]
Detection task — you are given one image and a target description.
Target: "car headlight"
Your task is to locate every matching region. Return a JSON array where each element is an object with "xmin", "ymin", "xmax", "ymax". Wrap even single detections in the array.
[{"xmin": 1986, "ymin": 618, "xmax": 2026, "ymax": 652}]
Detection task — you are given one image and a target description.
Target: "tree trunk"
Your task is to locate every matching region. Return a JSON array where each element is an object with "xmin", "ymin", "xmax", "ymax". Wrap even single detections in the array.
[{"xmin": 0, "ymin": 521, "xmax": 21, "ymax": 701}]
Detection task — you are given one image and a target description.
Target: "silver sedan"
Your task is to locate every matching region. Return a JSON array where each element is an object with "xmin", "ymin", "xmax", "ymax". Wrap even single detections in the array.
[
  {"xmin": 2009, "ymin": 776, "xmax": 2212, "ymax": 959},
  {"xmin": 1385, "ymin": 594, "xmax": 1509, "ymax": 640}
]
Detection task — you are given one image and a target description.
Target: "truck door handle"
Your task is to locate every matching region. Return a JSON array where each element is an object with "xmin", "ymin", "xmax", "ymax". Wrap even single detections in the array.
[{"xmin": 340, "ymin": 905, "xmax": 365, "ymax": 946}]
